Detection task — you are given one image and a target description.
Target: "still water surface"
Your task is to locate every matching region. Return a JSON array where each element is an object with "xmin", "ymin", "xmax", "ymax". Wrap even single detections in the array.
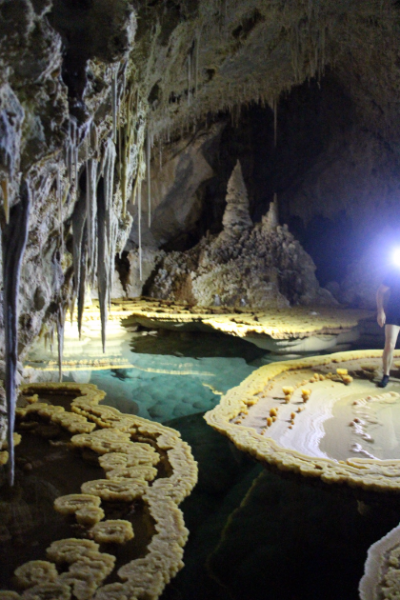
[{"xmin": 23, "ymin": 327, "xmax": 400, "ymax": 600}]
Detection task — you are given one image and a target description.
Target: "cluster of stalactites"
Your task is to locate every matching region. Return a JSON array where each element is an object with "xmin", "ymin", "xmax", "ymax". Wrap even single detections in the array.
[{"xmin": 0, "ymin": 60, "xmax": 153, "ymax": 485}]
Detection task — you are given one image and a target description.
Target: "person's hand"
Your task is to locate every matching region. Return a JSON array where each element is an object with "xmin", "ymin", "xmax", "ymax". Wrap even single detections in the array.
[{"xmin": 377, "ymin": 310, "xmax": 386, "ymax": 328}]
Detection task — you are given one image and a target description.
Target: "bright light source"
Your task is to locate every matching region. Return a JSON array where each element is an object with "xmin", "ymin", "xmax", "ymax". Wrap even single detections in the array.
[{"xmin": 392, "ymin": 247, "xmax": 400, "ymax": 267}]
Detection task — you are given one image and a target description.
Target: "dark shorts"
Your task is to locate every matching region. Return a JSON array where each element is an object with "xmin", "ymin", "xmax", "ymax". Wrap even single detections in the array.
[{"xmin": 386, "ymin": 309, "xmax": 400, "ymax": 326}]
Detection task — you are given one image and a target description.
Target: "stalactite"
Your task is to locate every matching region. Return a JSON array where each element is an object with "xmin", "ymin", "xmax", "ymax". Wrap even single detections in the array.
[
  {"xmin": 138, "ymin": 178, "xmax": 142, "ymax": 281},
  {"xmin": 97, "ymin": 182, "xmax": 107, "ymax": 353},
  {"xmin": 90, "ymin": 122, "xmax": 98, "ymax": 158},
  {"xmin": 121, "ymin": 87, "xmax": 135, "ymax": 219},
  {"xmin": 1, "ymin": 179, "xmax": 9, "ymax": 224},
  {"xmin": 77, "ymin": 227, "xmax": 87, "ymax": 338},
  {"xmin": 51, "ymin": 244, "xmax": 65, "ymax": 379},
  {"xmin": 72, "ymin": 186, "xmax": 87, "ymax": 315},
  {"xmin": 187, "ymin": 53, "xmax": 192, "ymax": 106},
  {"xmin": 97, "ymin": 138, "xmax": 116, "ymax": 351},
  {"xmin": 146, "ymin": 130, "xmax": 151, "ymax": 229},
  {"xmin": 273, "ymin": 97, "xmax": 278, "ymax": 147},
  {"xmin": 2, "ymin": 178, "xmax": 31, "ymax": 485},
  {"xmin": 56, "ymin": 303, "xmax": 64, "ymax": 383},
  {"xmin": 56, "ymin": 170, "xmax": 64, "ymax": 261},
  {"xmin": 66, "ymin": 119, "xmax": 79, "ymax": 187},
  {"xmin": 86, "ymin": 157, "xmax": 98, "ymax": 282},
  {"xmin": 112, "ymin": 67, "xmax": 118, "ymax": 143}
]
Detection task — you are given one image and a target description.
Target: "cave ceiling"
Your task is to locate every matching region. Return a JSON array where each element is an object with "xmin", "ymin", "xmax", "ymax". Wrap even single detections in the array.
[{"xmin": 0, "ymin": 0, "xmax": 397, "ymax": 351}]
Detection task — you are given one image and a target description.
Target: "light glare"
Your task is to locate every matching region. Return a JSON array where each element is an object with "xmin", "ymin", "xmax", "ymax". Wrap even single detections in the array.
[{"xmin": 393, "ymin": 248, "xmax": 400, "ymax": 267}]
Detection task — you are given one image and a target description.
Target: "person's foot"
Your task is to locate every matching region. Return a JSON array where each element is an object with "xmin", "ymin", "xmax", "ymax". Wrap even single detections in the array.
[{"xmin": 378, "ymin": 374, "xmax": 390, "ymax": 388}]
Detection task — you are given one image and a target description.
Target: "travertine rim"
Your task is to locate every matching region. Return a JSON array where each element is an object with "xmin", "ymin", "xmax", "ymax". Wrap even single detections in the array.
[
  {"xmin": 0, "ymin": 382, "xmax": 198, "ymax": 600},
  {"xmin": 205, "ymin": 350, "xmax": 400, "ymax": 492}
]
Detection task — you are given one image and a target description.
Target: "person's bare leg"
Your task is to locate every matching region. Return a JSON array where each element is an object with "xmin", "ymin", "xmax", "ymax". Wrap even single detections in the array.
[{"xmin": 381, "ymin": 325, "xmax": 400, "ymax": 385}]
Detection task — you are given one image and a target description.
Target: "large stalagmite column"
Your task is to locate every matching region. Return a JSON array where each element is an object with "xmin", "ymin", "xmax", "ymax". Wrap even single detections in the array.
[{"xmin": 219, "ymin": 160, "xmax": 253, "ymax": 243}]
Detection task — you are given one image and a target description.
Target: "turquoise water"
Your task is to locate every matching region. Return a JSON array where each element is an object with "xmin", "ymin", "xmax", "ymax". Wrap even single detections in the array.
[
  {"xmin": 29, "ymin": 329, "xmax": 265, "ymax": 422},
  {"xmin": 63, "ymin": 352, "xmax": 256, "ymax": 422},
  {"xmin": 24, "ymin": 328, "xmax": 400, "ymax": 600}
]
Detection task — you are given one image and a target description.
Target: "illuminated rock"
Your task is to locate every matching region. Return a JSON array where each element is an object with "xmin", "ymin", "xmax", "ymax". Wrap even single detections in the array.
[
  {"xmin": 205, "ymin": 349, "xmax": 400, "ymax": 492},
  {"xmin": 360, "ymin": 523, "xmax": 400, "ymax": 600},
  {"xmin": 121, "ymin": 298, "xmax": 371, "ymax": 354}
]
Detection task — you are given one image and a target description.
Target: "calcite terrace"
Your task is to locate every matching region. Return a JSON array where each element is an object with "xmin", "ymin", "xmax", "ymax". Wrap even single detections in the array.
[{"xmin": 205, "ymin": 349, "xmax": 400, "ymax": 492}]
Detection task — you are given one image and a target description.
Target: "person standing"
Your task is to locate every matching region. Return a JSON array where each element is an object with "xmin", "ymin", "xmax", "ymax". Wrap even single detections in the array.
[{"xmin": 376, "ymin": 270, "xmax": 400, "ymax": 387}]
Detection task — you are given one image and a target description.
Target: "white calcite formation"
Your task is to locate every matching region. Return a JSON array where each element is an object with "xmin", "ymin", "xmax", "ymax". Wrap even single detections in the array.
[
  {"xmin": 145, "ymin": 162, "xmax": 334, "ymax": 309},
  {"xmin": 205, "ymin": 349, "xmax": 400, "ymax": 492},
  {"xmin": 219, "ymin": 160, "xmax": 253, "ymax": 244}
]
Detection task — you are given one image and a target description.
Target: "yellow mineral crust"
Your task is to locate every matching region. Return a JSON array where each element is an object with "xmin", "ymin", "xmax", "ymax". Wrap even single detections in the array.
[
  {"xmin": 71, "ymin": 403, "xmax": 137, "ymax": 433},
  {"xmin": 47, "ymin": 539, "xmax": 101, "ymax": 564},
  {"xmin": 54, "ymin": 494, "xmax": 101, "ymax": 516},
  {"xmin": 14, "ymin": 561, "xmax": 58, "ymax": 589},
  {"xmin": 90, "ymin": 520, "xmax": 134, "ymax": 544},
  {"xmin": 0, "ymin": 433, "xmax": 22, "ymax": 466},
  {"xmin": 58, "ymin": 551, "xmax": 116, "ymax": 600},
  {"xmin": 1, "ymin": 432, "xmax": 22, "ymax": 451},
  {"xmin": 1, "ymin": 382, "xmax": 198, "ymax": 600},
  {"xmin": 70, "ymin": 429, "xmax": 136, "ymax": 454},
  {"xmin": 98, "ymin": 446, "xmax": 160, "ymax": 471},
  {"xmin": 76, "ymin": 507, "xmax": 105, "ymax": 527},
  {"xmin": 81, "ymin": 478, "xmax": 148, "ymax": 501},
  {"xmin": 121, "ymin": 298, "xmax": 371, "ymax": 340},
  {"xmin": 105, "ymin": 465, "xmax": 157, "ymax": 481},
  {"xmin": 20, "ymin": 582, "xmax": 72, "ymax": 600},
  {"xmin": 205, "ymin": 349, "xmax": 400, "ymax": 492}
]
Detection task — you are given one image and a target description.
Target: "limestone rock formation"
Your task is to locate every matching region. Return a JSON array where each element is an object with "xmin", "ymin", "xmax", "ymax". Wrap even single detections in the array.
[
  {"xmin": 219, "ymin": 160, "xmax": 253, "ymax": 243},
  {"xmin": 128, "ymin": 123, "xmax": 224, "ymax": 250},
  {"xmin": 143, "ymin": 167, "xmax": 334, "ymax": 308}
]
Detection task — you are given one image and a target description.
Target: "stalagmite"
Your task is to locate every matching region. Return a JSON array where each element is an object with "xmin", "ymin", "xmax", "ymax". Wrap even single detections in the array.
[
  {"xmin": 219, "ymin": 160, "xmax": 252, "ymax": 244},
  {"xmin": 2, "ymin": 178, "xmax": 31, "ymax": 485},
  {"xmin": 146, "ymin": 130, "xmax": 151, "ymax": 228}
]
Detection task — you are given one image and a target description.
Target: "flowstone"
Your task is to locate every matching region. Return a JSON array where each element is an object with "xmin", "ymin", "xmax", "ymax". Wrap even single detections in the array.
[
  {"xmin": 205, "ymin": 349, "xmax": 400, "ymax": 492},
  {"xmin": 120, "ymin": 298, "xmax": 371, "ymax": 354}
]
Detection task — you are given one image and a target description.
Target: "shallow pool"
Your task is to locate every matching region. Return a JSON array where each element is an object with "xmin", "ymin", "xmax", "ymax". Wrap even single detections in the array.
[{"xmin": 23, "ymin": 325, "xmax": 400, "ymax": 600}]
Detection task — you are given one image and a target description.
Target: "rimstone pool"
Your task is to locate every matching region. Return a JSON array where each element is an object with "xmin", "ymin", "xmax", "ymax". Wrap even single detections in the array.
[{"xmin": 23, "ymin": 323, "xmax": 400, "ymax": 600}]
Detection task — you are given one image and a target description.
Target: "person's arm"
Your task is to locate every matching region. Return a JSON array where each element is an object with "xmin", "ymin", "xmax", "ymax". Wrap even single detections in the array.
[{"xmin": 377, "ymin": 284, "xmax": 389, "ymax": 327}]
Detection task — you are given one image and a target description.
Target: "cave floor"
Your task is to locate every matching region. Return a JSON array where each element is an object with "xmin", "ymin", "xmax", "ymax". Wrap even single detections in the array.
[{"xmin": 22, "ymin": 318, "xmax": 397, "ymax": 600}]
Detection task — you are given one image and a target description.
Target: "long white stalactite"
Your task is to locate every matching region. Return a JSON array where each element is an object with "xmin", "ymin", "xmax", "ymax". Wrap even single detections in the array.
[
  {"xmin": 86, "ymin": 156, "xmax": 98, "ymax": 283},
  {"xmin": 146, "ymin": 130, "xmax": 151, "ymax": 229},
  {"xmin": 2, "ymin": 179, "xmax": 31, "ymax": 485},
  {"xmin": 97, "ymin": 137, "xmax": 116, "ymax": 351},
  {"xmin": 138, "ymin": 178, "xmax": 142, "ymax": 281}
]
